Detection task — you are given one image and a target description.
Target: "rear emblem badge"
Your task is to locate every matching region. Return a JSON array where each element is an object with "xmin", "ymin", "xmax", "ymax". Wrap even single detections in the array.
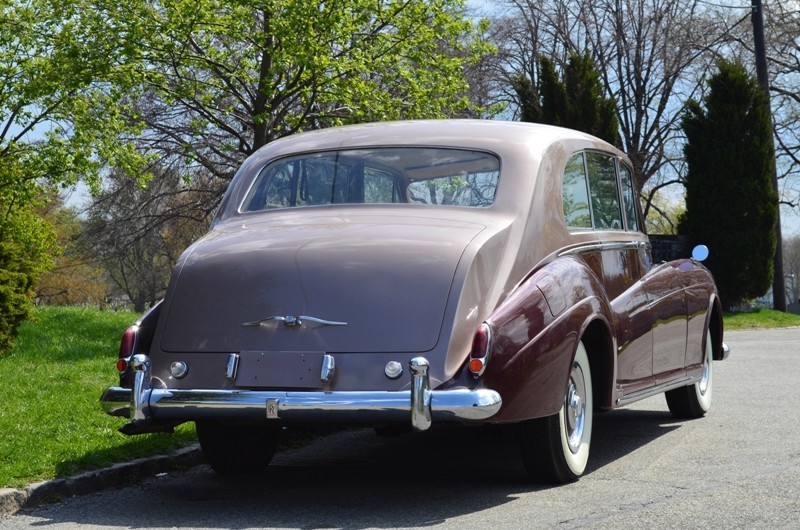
[{"xmin": 242, "ymin": 315, "xmax": 348, "ymax": 328}]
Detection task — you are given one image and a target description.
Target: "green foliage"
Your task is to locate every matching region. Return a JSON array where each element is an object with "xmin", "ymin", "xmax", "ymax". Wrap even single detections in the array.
[
  {"xmin": 1, "ymin": 0, "xmax": 148, "ymax": 351},
  {"xmin": 0, "ymin": 197, "xmax": 58, "ymax": 354},
  {"xmin": 36, "ymin": 198, "xmax": 111, "ymax": 307},
  {"xmin": 94, "ymin": 0, "xmax": 491, "ymax": 180},
  {"xmin": 0, "ymin": 0, "xmax": 146, "ymax": 197},
  {"xmin": 0, "ymin": 306, "xmax": 196, "ymax": 488},
  {"xmin": 64, "ymin": 0, "xmax": 494, "ymax": 307},
  {"xmin": 514, "ymin": 54, "xmax": 619, "ymax": 146},
  {"xmin": 537, "ymin": 57, "xmax": 569, "ymax": 127},
  {"xmin": 0, "ymin": 249, "xmax": 32, "ymax": 355},
  {"xmin": 645, "ymin": 193, "xmax": 685, "ymax": 235},
  {"xmin": 680, "ymin": 60, "xmax": 778, "ymax": 310}
]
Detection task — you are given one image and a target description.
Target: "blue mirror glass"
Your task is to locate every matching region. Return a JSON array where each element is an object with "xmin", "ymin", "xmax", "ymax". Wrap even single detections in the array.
[{"xmin": 692, "ymin": 245, "xmax": 709, "ymax": 262}]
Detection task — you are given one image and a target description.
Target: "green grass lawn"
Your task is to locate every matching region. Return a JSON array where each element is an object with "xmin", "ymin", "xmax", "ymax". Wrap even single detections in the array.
[
  {"xmin": 724, "ymin": 308, "xmax": 800, "ymax": 330},
  {"xmin": 0, "ymin": 306, "xmax": 196, "ymax": 489}
]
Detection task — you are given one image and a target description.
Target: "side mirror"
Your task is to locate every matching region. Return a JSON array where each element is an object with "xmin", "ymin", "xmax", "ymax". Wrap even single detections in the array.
[{"xmin": 691, "ymin": 244, "xmax": 709, "ymax": 262}]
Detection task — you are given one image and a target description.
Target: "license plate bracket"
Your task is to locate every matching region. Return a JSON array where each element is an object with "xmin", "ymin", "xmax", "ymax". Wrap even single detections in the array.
[{"xmin": 235, "ymin": 351, "xmax": 325, "ymax": 389}]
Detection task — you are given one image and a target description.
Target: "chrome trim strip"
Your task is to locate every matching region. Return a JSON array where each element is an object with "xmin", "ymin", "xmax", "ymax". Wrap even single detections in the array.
[
  {"xmin": 101, "ymin": 354, "xmax": 501, "ymax": 428},
  {"xmin": 100, "ymin": 387, "xmax": 502, "ymax": 424},
  {"xmin": 616, "ymin": 375, "xmax": 699, "ymax": 407},
  {"xmin": 558, "ymin": 240, "xmax": 649, "ymax": 258},
  {"xmin": 225, "ymin": 353, "xmax": 240, "ymax": 380},
  {"xmin": 100, "ymin": 387, "xmax": 134, "ymax": 417},
  {"xmin": 720, "ymin": 342, "xmax": 731, "ymax": 361}
]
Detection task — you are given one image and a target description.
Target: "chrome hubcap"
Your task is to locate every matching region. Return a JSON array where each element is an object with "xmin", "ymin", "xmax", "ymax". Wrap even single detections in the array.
[{"xmin": 565, "ymin": 362, "xmax": 587, "ymax": 454}]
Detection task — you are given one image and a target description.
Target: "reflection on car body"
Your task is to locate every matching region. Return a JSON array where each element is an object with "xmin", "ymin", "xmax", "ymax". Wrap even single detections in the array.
[{"xmin": 101, "ymin": 120, "xmax": 728, "ymax": 483}]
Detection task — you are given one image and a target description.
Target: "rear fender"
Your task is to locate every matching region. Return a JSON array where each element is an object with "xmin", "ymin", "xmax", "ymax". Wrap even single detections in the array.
[
  {"xmin": 118, "ymin": 301, "xmax": 163, "ymax": 388},
  {"xmin": 482, "ymin": 256, "xmax": 614, "ymax": 422}
]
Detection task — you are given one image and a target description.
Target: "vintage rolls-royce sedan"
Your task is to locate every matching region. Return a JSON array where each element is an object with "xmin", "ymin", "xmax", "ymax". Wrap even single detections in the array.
[{"xmin": 101, "ymin": 120, "xmax": 729, "ymax": 483}]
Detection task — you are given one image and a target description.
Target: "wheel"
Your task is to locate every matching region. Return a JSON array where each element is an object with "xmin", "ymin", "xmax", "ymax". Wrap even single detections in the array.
[
  {"xmin": 519, "ymin": 340, "xmax": 593, "ymax": 483},
  {"xmin": 665, "ymin": 332, "xmax": 713, "ymax": 418},
  {"xmin": 196, "ymin": 420, "xmax": 281, "ymax": 474}
]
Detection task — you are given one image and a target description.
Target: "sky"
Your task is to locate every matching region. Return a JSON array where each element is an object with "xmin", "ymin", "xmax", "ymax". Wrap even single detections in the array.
[{"xmin": 781, "ymin": 205, "xmax": 800, "ymax": 237}]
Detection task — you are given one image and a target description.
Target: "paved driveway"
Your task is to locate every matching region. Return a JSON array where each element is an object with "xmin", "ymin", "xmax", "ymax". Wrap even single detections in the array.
[{"xmin": 3, "ymin": 328, "xmax": 799, "ymax": 529}]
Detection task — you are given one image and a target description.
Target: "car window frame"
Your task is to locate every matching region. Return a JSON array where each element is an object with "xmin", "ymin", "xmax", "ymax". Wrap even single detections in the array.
[
  {"xmin": 562, "ymin": 152, "xmax": 594, "ymax": 230},
  {"xmin": 237, "ymin": 146, "xmax": 503, "ymax": 213},
  {"xmin": 617, "ymin": 159, "xmax": 644, "ymax": 233},
  {"xmin": 562, "ymin": 149, "xmax": 644, "ymax": 234}
]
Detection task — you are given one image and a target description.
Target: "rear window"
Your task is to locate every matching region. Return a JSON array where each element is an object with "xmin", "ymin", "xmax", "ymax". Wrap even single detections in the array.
[{"xmin": 241, "ymin": 148, "xmax": 500, "ymax": 212}]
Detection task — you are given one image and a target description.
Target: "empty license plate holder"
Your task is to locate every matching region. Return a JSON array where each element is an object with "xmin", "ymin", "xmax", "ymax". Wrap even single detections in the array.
[{"xmin": 235, "ymin": 351, "xmax": 325, "ymax": 389}]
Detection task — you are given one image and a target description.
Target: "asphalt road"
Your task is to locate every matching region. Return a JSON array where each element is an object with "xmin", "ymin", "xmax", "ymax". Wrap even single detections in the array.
[{"xmin": 2, "ymin": 328, "xmax": 799, "ymax": 529}]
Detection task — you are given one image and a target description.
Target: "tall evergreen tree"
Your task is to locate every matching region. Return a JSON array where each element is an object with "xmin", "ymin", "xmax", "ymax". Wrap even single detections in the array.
[
  {"xmin": 511, "ymin": 75, "xmax": 541, "ymax": 125},
  {"xmin": 538, "ymin": 57, "xmax": 569, "ymax": 128},
  {"xmin": 513, "ymin": 54, "xmax": 619, "ymax": 146},
  {"xmin": 680, "ymin": 60, "xmax": 778, "ymax": 310}
]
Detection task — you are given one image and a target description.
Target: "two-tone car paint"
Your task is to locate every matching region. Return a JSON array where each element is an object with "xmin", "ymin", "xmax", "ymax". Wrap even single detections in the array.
[{"xmin": 101, "ymin": 120, "xmax": 726, "ymax": 482}]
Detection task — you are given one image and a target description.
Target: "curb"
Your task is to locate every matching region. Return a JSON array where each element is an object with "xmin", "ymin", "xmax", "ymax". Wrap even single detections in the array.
[{"xmin": 0, "ymin": 444, "xmax": 203, "ymax": 518}]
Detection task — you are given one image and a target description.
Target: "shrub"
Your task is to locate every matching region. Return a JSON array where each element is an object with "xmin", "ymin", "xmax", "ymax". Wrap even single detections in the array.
[{"xmin": 0, "ymin": 202, "xmax": 57, "ymax": 355}]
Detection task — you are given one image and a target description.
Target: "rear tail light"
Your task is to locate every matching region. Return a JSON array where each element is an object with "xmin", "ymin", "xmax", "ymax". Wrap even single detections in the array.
[
  {"xmin": 468, "ymin": 323, "xmax": 492, "ymax": 377},
  {"xmin": 117, "ymin": 325, "xmax": 139, "ymax": 371}
]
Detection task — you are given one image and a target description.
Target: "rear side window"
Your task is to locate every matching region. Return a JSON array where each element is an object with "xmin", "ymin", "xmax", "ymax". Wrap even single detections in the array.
[
  {"xmin": 585, "ymin": 152, "xmax": 622, "ymax": 230},
  {"xmin": 241, "ymin": 148, "xmax": 500, "ymax": 212},
  {"xmin": 619, "ymin": 164, "xmax": 639, "ymax": 231},
  {"xmin": 563, "ymin": 150, "xmax": 634, "ymax": 231},
  {"xmin": 562, "ymin": 153, "xmax": 592, "ymax": 228}
]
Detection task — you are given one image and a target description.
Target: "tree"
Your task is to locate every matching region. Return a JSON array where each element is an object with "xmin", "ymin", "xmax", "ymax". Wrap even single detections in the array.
[
  {"xmin": 0, "ymin": 199, "xmax": 58, "ymax": 353},
  {"xmin": 721, "ymin": 1, "xmax": 800, "ymax": 214},
  {"xmin": 82, "ymin": 167, "xmax": 214, "ymax": 312},
  {"xmin": 0, "ymin": 0, "xmax": 143, "ymax": 352},
  {"xmin": 513, "ymin": 54, "xmax": 618, "ymax": 145},
  {"xmin": 35, "ymin": 197, "xmax": 109, "ymax": 307},
  {"xmin": 766, "ymin": 2, "xmax": 800, "ymax": 214},
  {"xmin": 681, "ymin": 60, "xmax": 778, "ymax": 310},
  {"xmin": 90, "ymin": 0, "xmax": 493, "ymax": 223},
  {"xmin": 491, "ymin": 0, "xmax": 727, "ymax": 220},
  {"xmin": 784, "ymin": 235, "xmax": 800, "ymax": 305},
  {"xmin": 645, "ymin": 193, "xmax": 685, "ymax": 235},
  {"xmin": 69, "ymin": 0, "xmax": 493, "ymax": 307}
]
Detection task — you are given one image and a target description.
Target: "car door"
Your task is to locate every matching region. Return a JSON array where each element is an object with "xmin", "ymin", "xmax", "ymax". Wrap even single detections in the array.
[
  {"xmin": 563, "ymin": 152, "xmax": 654, "ymax": 393},
  {"xmin": 643, "ymin": 261, "xmax": 688, "ymax": 379},
  {"xmin": 609, "ymin": 160, "xmax": 655, "ymax": 392},
  {"xmin": 618, "ymin": 161, "xmax": 689, "ymax": 381}
]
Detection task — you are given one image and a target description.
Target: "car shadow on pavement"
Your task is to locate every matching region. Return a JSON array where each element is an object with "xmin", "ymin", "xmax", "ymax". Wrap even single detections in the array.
[
  {"xmin": 22, "ymin": 406, "xmax": 688, "ymax": 529},
  {"xmin": 588, "ymin": 407, "xmax": 683, "ymax": 474}
]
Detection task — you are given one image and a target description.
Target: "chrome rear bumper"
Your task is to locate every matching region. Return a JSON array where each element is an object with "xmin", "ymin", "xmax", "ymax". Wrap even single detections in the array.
[{"xmin": 101, "ymin": 355, "xmax": 502, "ymax": 433}]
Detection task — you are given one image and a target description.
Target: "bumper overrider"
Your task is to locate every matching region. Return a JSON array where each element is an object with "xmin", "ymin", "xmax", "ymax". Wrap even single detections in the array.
[{"xmin": 100, "ymin": 354, "xmax": 503, "ymax": 434}]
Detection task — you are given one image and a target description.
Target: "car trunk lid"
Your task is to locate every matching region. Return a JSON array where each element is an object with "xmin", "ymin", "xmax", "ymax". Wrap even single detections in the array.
[{"xmin": 159, "ymin": 213, "xmax": 485, "ymax": 354}]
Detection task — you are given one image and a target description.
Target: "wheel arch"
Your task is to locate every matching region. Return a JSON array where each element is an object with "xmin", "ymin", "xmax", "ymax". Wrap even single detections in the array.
[
  {"xmin": 707, "ymin": 293, "xmax": 725, "ymax": 361},
  {"xmin": 579, "ymin": 317, "xmax": 616, "ymax": 411}
]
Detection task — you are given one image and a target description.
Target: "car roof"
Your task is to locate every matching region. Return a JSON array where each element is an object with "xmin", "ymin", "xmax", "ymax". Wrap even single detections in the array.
[
  {"xmin": 215, "ymin": 120, "xmax": 627, "ymax": 224},
  {"xmin": 253, "ymin": 119, "xmax": 619, "ymax": 160}
]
